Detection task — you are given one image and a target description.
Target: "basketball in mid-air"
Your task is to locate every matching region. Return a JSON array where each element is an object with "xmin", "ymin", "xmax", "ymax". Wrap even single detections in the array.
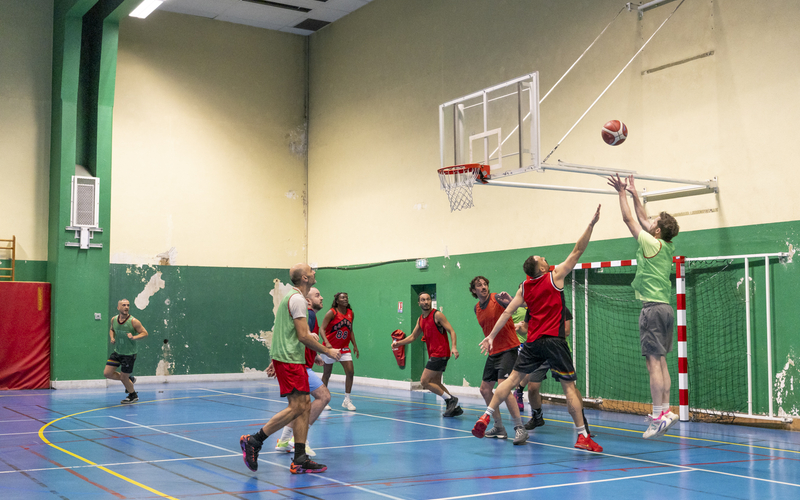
[{"xmin": 601, "ymin": 120, "xmax": 628, "ymax": 146}]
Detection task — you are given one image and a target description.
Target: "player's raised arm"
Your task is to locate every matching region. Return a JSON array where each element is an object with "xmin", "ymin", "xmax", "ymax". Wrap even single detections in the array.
[
  {"xmin": 626, "ymin": 175, "xmax": 655, "ymax": 232},
  {"xmin": 608, "ymin": 174, "xmax": 641, "ymax": 239},
  {"xmin": 553, "ymin": 205, "xmax": 600, "ymax": 283}
]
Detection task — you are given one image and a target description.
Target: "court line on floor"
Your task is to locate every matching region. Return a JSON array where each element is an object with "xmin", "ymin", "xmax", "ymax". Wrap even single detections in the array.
[
  {"xmin": 429, "ymin": 469, "xmax": 692, "ymax": 499},
  {"xmin": 1, "ymin": 417, "xmax": 267, "ymax": 437},
  {"xmin": 205, "ymin": 388, "xmax": 800, "ymax": 490},
  {"xmin": 110, "ymin": 413, "xmax": 406, "ymax": 500},
  {"xmin": 38, "ymin": 404, "xmax": 179, "ymax": 500}
]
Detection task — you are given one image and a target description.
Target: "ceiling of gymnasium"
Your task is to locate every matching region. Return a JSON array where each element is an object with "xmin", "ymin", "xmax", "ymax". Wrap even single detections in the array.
[{"xmin": 158, "ymin": 0, "xmax": 374, "ymax": 36}]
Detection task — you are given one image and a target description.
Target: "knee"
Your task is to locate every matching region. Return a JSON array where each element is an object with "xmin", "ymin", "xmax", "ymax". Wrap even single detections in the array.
[
  {"xmin": 479, "ymin": 383, "xmax": 493, "ymax": 399},
  {"xmin": 319, "ymin": 389, "xmax": 331, "ymax": 405}
]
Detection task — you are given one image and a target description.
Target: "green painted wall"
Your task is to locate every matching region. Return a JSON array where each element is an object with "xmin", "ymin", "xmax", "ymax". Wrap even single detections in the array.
[
  {"xmin": 309, "ymin": 219, "xmax": 799, "ymax": 416},
  {"xmin": 108, "ymin": 264, "xmax": 285, "ymax": 376}
]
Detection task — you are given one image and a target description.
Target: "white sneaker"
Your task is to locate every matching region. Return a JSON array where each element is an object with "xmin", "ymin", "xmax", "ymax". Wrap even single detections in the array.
[
  {"xmin": 323, "ymin": 404, "xmax": 332, "ymax": 410},
  {"xmin": 275, "ymin": 436, "xmax": 295, "ymax": 452},
  {"xmin": 305, "ymin": 442, "xmax": 316, "ymax": 457},
  {"xmin": 342, "ymin": 399, "xmax": 356, "ymax": 411},
  {"xmin": 643, "ymin": 415, "xmax": 664, "ymax": 439},
  {"xmin": 656, "ymin": 411, "xmax": 679, "ymax": 437}
]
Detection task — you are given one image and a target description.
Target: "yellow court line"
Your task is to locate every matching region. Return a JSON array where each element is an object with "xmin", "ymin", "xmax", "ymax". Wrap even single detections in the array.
[
  {"xmin": 37, "ymin": 395, "xmax": 217, "ymax": 500},
  {"xmin": 333, "ymin": 392, "xmax": 800, "ymax": 455}
]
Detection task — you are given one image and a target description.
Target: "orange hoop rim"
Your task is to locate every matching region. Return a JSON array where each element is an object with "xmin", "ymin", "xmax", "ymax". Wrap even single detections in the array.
[{"xmin": 437, "ymin": 164, "xmax": 491, "ymax": 183}]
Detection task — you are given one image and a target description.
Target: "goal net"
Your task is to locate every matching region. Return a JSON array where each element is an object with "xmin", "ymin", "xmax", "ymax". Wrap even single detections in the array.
[{"xmin": 538, "ymin": 259, "xmax": 748, "ymax": 421}]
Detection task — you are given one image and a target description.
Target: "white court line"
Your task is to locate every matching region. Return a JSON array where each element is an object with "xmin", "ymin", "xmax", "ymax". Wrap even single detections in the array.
[
  {"xmin": 430, "ymin": 470, "xmax": 691, "ymax": 499},
  {"xmin": 0, "ymin": 454, "xmax": 238, "ymax": 475},
  {"xmin": 0, "ymin": 417, "xmax": 266, "ymax": 437},
  {"xmin": 108, "ymin": 414, "xmax": 405, "ymax": 500},
  {"xmin": 207, "ymin": 387, "xmax": 800, "ymax": 491}
]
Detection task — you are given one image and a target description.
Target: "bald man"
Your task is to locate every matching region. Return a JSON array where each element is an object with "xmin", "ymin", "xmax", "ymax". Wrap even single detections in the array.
[
  {"xmin": 104, "ymin": 299, "xmax": 148, "ymax": 404},
  {"xmin": 239, "ymin": 264, "xmax": 342, "ymax": 475}
]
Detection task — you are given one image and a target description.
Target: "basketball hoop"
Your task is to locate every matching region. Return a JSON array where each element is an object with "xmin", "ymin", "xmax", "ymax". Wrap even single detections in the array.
[{"xmin": 437, "ymin": 164, "xmax": 491, "ymax": 212}]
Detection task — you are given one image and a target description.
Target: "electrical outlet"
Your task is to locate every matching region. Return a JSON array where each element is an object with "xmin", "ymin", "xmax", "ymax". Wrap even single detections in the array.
[{"xmin": 94, "ymin": 313, "xmax": 102, "ymax": 320}]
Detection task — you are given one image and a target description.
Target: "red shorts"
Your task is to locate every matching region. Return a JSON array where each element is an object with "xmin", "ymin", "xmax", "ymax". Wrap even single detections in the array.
[{"xmin": 273, "ymin": 359, "xmax": 310, "ymax": 397}]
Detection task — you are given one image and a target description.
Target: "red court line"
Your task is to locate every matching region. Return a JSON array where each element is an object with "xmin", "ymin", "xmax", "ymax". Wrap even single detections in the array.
[{"xmin": 24, "ymin": 446, "xmax": 126, "ymax": 499}]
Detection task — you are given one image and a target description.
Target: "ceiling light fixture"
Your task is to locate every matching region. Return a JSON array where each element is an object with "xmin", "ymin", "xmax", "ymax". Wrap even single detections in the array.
[{"xmin": 130, "ymin": 0, "xmax": 164, "ymax": 19}]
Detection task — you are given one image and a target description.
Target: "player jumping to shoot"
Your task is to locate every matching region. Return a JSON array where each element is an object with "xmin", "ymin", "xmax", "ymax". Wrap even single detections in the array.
[
  {"xmin": 473, "ymin": 206, "xmax": 603, "ymax": 453},
  {"xmin": 608, "ymin": 174, "xmax": 680, "ymax": 438}
]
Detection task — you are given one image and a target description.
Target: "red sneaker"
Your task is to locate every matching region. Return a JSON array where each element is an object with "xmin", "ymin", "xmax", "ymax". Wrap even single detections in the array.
[
  {"xmin": 574, "ymin": 434, "xmax": 603, "ymax": 452},
  {"xmin": 472, "ymin": 414, "xmax": 491, "ymax": 438}
]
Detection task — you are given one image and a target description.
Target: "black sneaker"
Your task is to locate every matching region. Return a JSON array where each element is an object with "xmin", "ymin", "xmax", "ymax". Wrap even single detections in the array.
[
  {"xmin": 443, "ymin": 396, "xmax": 459, "ymax": 417},
  {"xmin": 290, "ymin": 454, "xmax": 327, "ymax": 474},
  {"xmin": 524, "ymin": 412, "xmax": 544, "ymax": 430},
  {"xmin": 450, "ymin": 406, "xmax": 463, "ymax": 417},
  {"xmin": 240, "ymin": 435, "xmax": 261, "ymax": 472},
  {"xmin": 121, "ymin": 392, "xmax": 138, "ymax": 405}
]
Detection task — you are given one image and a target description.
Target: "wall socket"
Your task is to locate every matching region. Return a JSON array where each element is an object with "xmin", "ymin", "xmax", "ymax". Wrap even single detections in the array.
[{"xmin": 94, "ymin": 313, "xmax": 102, "ymax": 320}]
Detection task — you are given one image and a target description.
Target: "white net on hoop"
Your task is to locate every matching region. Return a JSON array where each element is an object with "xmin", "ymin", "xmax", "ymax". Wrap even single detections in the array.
[{"xmin": 438, "ymin": 165, "xmax": 481, "ymax": 212}]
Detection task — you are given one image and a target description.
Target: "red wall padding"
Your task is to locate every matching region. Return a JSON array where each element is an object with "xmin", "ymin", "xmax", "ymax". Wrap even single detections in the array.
[{"xmin": 0, "ymin": 282, "xmax": 51, "ymax": 390}]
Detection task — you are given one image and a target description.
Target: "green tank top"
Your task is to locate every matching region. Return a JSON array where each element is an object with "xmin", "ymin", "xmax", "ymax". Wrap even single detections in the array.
[
  {"xmin": 270, "ymin": 289, "xmax": 306, "ymax": 364},
  {"xmin": 631, "ymin": 233, "xmax": 675, "ymax": 304},
  {"xmin": 112, "ymin": 315, "xmax": 138, "ymax": 355}
]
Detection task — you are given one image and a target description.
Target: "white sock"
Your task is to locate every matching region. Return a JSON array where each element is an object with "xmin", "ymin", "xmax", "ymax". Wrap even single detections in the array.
[
  {"xmin": 652, "ymin": 405, "xmax": 662, "ymax": 419},
  {"xmin": 440, "ymin": 393, "xmax": 452, "ymax": 401},
  {"xmin": 576, "ymin": 425, "xmax": 588, "ymax": 438},
  {"xmin": 344, "ymin": 393, "xmax": 351, "ymax": 401},
  {"xmin": 484, "ymin": 407, "xmax": 495, "ymax": 418},
  {"xmin": 512, "ymin": 416, "xmax": 523, "ymax": 428},
  {"xmin": 280, "ymin": 427, "xmax": 293, "ymax": 441},
  {"xmin": 663, "ymin": 402, "xmax": 669, "ymax": 414}
]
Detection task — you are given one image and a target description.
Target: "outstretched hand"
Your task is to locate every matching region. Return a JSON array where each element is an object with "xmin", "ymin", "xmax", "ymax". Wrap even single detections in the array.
[
  {"xmin": 590, "ymin": 204, "xmax": 601, "ymax": 226},
  {"xmin": 625, "ymin": 174, "xmax": 637, "ymax": 196},
  {"xmin": 607, "ymin": 174, "xmax": 628, "ymax": 194}
]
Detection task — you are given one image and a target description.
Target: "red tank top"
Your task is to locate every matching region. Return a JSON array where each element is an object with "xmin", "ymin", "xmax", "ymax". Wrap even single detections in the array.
[
  {"xmin": 324, "ymin": 308, "xmax": 353, "ymax": 353},
  {"xmin": 475, "ymin": 293, "xmax": 519, "ymax": 355},
  {"xmin": 419, "ymin": 309, "xmax": 450, "ymax": 358},
  {"xmin": 304, "ymin": 308, "xmax": 319, "ymax": 368},
  {"xmin": 522, "ymin": 272, "xmax": 567, "ymax": 343}
]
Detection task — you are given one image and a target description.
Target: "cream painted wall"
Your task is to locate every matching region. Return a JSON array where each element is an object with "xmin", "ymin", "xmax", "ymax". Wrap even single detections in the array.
[
  {"xmin": 0, "ymin": 1, "xmax": 53, "ymax": 261},
  {"xmin": 112, "ymin": 12, "xmax": 309, "ymax": 268},
  {"xmin": 307, "ymin": 0, "xmax": 800, "ymax": 266}
]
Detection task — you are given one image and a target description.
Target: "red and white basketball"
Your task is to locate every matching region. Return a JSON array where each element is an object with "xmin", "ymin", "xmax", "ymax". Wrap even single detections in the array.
[{"xmin": 601, "ymin": 120, "xmax": 628, "ymax": 146}]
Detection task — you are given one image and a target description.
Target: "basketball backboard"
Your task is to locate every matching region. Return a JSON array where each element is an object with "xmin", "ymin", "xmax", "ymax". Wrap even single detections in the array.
[{"xmin": 438, "ymin": 72, "xmax": 541, "ymax": 178}]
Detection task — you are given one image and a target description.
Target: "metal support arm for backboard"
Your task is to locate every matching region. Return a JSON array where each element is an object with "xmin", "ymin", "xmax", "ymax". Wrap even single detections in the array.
[{"xmin": 478, "ymin": 160, "xmax": 718, "ymax": 203}]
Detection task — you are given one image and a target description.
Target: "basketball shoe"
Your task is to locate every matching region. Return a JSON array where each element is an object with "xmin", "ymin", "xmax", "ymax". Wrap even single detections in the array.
[
  {"xmin": 275, "ymin": 437, "xmax": 294, "ymax": 453},
  {"xmin": 656, "ymin": 410, "xmax": 679, "ymax": 437},
  {"xmin": 643, "ymin": 414, "xmax": 664, "ymax": 439},
  {"xmin": 239, "ymin": 435, "xmax": 261, "ymax": 472},
  {"xmin": 443, "ymin": 396, "xmax": 460, "ymax": 417},
  {"xmin": 574, "ymin": 434, "xmax": 603, "ymax": 452},
  {"xmin": 484, "ymin": 425, "xmax": 507, "ymax": 439},
  {"xmin": 524, "ymin": 410, "xmax": 545, "ymax": 430},
  {"xmin": 342, "ymin": 398, "xmax": 356, "ymax": 411},
  {"xmin": 512, "ymin": 426, "xmax": 529, "ymax": 445},
  {"xmin": 290, "ymin": 455, "xmax": 327, "ymax": 474},
  {"xmin": 121, "ymin": 392, "xmax": 138, "ymax": 404},
  {"xmin": 472, "ymin": 414, "xmax": 490, "ymax": 438}
]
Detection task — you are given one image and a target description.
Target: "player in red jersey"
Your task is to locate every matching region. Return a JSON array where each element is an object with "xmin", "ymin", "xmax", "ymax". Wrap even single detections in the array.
[
  {"xmin": 473, "ymin": 206, "xmax": 603, "ymax": 453},
  {"xmin": 320, "ymin": 292, "xmax": 360, "ymax": 410},
  {"xmin": 469, "ymin": 276, "xmax": 527, "ymax": 444},
  {"xmin": 392, "ymin": 292, "xmax": 463, "ymax": 417}
]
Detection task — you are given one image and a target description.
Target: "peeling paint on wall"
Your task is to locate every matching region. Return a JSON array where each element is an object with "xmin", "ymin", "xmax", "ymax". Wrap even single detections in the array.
[
  {"xmin": 135, "ymin": 272, "xmax": 165, "ymax": 310},
  {"xmin": 156, "ymin": 340, "xmax": 173, "ymax": 376},
  {"xmin": 286, "ymin": 191, "xmax": 298, "ymax": 199},
  {"xmin": 244, "ymin": 279, "xmax": 294, "ymax": 353},
  {"xmin": 462, "ymin": 378, "xmax": 470, "ymax": 387},
  {"xmin": 247, "ymin": 330, "xmax": 273, "ymax": 349},
  {"xmin": 776, "ymin": 350, "xmax": 799, "ymax": 417},
  {"xmin": 286, "ymin": 123, "xmax": 307, "ymax": 158}
]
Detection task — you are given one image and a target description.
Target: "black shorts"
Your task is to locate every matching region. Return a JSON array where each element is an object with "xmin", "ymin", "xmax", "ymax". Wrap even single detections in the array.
[
  {"xmin": 425, "ymin": 356, "xmax": 449, "ymax": 372},
  {"xmin": 482, "ymin": 348, "xmax": 518, "ymax": 382},
  {"xmin": 107, "ymin": 352, "xmax": 136, "ymax": 374},
  {"xmin": 514, "ymin": 337, "xmax": 576, "ymax": 382}
]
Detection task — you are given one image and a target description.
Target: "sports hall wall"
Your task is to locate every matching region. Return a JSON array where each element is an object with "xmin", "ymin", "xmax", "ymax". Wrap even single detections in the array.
[
  {"xmin": 304, "ymin": 0, "xmax": 800, "ymax": 417},
  {"xmin": 1, "ymin": 1, "xmax": 798, "ymax": 417}
]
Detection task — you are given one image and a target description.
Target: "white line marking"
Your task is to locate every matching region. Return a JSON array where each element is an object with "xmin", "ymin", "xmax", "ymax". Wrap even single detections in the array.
[
  {"xmin": 1, "ymin": 418, "xmax": 266, "ymax": 437},
  {"xmin": 430, "ymin": 470, "xmax": 691, "ymax": 499}
]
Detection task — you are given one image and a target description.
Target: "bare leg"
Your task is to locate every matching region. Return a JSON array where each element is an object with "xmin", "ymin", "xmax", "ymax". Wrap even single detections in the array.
[
  {"xmin": 104, "ymin": 366, "xmax": 133, "ymax": 392},
  {"xmin": 308, "ymin": 385, "xmax": 331, "ymax": 426},
  {"xmin": 320, "ymin": 363, "xmax": 333, "ymax": 387},
  {"xmin": 646, "ymin": 355, "xmax": 665, "ymax": 407},
  {"xmin": 527, "ymin": 380, "xmax": 542, "ymax": 411},
  {"xmin": 660, "ymin": 356, "xmax": 671, "ymax": 410},
  {"xmin": 420, "ymin": 368, "xmax": 447, "ymax": 396},
  {"xmin": 341, "ymin": 360, "xmax": 355, "ymax": 394},
  {"xmin": 560, "ymin": 380, "xmax": 585, "ymax": 428},
  {"xmin": 260, "ymin": 393, "xmax": 310, "ymax": 437},
  {"xmin": 120, "ymin": 372, "xmax": 135, "ymax": 393},
  {"xmin": 486, "ymin": 371, "xmax": 525, "ymax": 412}
]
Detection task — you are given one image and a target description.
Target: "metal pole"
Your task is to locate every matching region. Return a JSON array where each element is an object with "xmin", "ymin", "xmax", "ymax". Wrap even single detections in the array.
[
  {"xmin": 478, "ymin": 180, "xmax": 616, "ymax": 195},
  {"xmin": 745, "ymin": 257, "xmax": 753, "ymax": 416},
  {"xmin": 585, "ymin": 269, "xmax": 590, "ymax": 396},
  {"xmin": 517, "ymin": 82, "xmax": 523, "ymax": 170},
  {"xmin": 439, "ymin": 105, "xmax": 445, "ymax": 169},
  {"xmin": 482, "ymin": 91, "xmax": 488, "ymax": 165},
  {"xmin": 765, "ymin": 256, "xmax": 773, "ymax": 418}
]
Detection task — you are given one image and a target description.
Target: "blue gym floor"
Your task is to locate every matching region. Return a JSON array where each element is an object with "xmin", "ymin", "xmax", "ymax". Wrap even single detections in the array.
[{"xmin": 2, "ymin": 380, "xmax": 799, "ymax": 499}]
